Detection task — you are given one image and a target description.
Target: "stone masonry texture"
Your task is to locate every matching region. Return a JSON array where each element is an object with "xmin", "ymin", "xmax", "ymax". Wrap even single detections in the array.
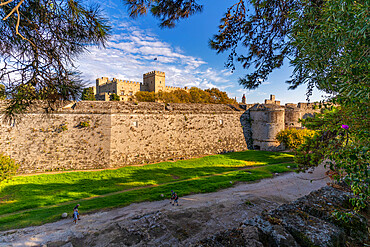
[
  {"xmin": 0, "ymin": 102, "xmax": 247, "ymax": 174},
  {"xmin": 0, "ymin": 100, "xmax": 319, "ymax": 174}
]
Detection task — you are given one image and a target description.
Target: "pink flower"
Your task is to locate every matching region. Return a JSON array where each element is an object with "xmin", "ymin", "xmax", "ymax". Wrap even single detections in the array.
[{"xmin": 341, "ymin": 124, "xmax": 349, "ymax": 130}]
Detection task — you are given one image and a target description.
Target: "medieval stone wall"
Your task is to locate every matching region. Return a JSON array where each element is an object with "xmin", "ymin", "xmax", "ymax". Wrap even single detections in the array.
[
  {"xmin": 0, "ymin": 100, "xmax": 320, "ymax": 174},
  {"xmin": 0, "ymin": 112, "xmax": 112, "ymax": 174},
  {"xmin": 109, "ymin": 112, "xmax": 247, "ymax": 166},
  {"xmin": 0, "ymin": 102, "xmax": 247, "ymax": 174}
]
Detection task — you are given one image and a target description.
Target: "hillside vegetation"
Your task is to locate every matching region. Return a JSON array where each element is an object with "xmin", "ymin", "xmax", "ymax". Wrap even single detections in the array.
[{"xmin": 135, "ymin": 87, "xmax": 237, "ymax": 104}]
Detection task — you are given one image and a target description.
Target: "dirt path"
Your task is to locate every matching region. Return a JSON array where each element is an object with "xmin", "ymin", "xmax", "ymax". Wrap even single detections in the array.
[{"xmin": 0, "ymin": 165, "xmax": 330, "ymax": 247}]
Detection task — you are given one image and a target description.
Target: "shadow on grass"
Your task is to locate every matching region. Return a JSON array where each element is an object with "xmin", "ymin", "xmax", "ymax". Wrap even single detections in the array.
[
  {"xmin": 0, "ymin": 151, "xmax": 294, "ymax": 216},
  {"xmin": 0, "ymin": 163, "xmax": 296, "ymax": 231},
  {"xmin": 0, "ymin": 167, "xmax": 280, "ymax": 231},
  {"xmin": 0, "ymin": 165, "xmax": 253, "ymax": 215},
  {"xmin": 221, "ymin": 150, "xmax": 294, "ymax": 164}
]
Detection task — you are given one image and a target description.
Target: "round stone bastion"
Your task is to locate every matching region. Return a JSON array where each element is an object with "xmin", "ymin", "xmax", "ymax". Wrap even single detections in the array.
[{"xmin": 249, "ymin": 104, "xmax": 285, "ymax": 151}]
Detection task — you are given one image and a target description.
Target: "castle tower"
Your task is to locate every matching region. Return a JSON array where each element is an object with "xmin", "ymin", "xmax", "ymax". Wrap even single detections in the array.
[
  {"xmin": 242, "ymin": 94, "xmax": 246, "ymax": 104},
  {"xmin": 143, "ymin": 71, "xmax": 165, "ymax": 93},
  {"xmin": 264, "ymin": 94, "xmax": 280, "ymax": 105},
  {"xmin": 249, "ymin": 104, "xmax": 285, "ymax": 151},
  {"xmin": 96, "ymin": 77, "xmax": 109, "ymax": 95}
]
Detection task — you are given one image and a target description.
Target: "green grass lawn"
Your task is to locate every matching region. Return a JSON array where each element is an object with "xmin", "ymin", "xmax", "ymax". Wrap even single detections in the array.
[{"xmin": 0, "ymin": 150, "xmax": 295, "ymax": 231}]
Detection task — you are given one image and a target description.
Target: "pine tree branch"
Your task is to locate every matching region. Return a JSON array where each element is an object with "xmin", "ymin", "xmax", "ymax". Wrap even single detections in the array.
[
  {"xmin": 0, "ymin": 0, "xmax": 15, "ymax": 6},
  {"xmin": 2, "ymin": 0, "xmax": 24, "ymax": 20},
  {"xmin": 15, "ymin": 4, "xmax": 35, "ymax": 46},
  {"xmin": 2, "ymin": 0, "xmax": 35, "ymax": 46}
]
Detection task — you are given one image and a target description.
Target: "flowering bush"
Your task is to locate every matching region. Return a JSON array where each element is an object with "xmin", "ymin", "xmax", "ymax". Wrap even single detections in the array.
[
  {"xmin": 289, "ymin": 0, "xmax": 369, "ymax": 216},
  {"xmin": 295, "ymin": 104, "xmax": 369, "ymax": 213},
  {"xmin": 276, "ymin": 128, "xmax": 315, "ymax": 151}
]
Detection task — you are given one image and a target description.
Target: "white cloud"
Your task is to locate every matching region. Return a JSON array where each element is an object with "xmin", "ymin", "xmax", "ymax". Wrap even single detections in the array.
[
  {"xmin": 256, "ymin": 78, "xmax": 271, "ymax": 85},
  {"xmin": 76, "ymin": 16, "xmax": 233, "ymax": 93}
]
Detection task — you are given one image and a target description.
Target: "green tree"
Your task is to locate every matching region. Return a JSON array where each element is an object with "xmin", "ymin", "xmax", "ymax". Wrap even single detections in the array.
[
  {"xmin": 135, "ymin": 91, "xmax": 156, "ymax": 102},
  {"xmin": 123, "ymin": 0, "xmax": 369, "ymax": 213},
  {"xmin": 189, "ymin": 87, "xmax": 211, "ymax": 103},
  {"xmin": 1, "ymin": 0, "xmax": 110, "ymax": 120},
  {"xmin": 205, "ymin": 88, "xmax": 236, "ymax": 104},
  {"xmin": 172, "ymin": 89, "xmax": 192, "ymax": 103},
  {"xmin": 157, "ymin": 91, "xmax": 180, "ymax": 103},
  {"xmin": 81, "ymin": 87, "xmax": 96, "ymax": 101},
  {"xmin": 291, "ymin": 0, "xmax": 369, "ymax": 213},
  {"xmin": 0, "ymin": 84, "xmax": 5, "ymax": 100},
  {"xmin": 110, "ymin": 93, "xmax": 120, "ymax": 101}
]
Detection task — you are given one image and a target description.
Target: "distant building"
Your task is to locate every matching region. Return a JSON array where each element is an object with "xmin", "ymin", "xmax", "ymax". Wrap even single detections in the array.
[
  {"xmin": 95, "ymin": 71, "xmax": 187, "ymax": 101},
  {"xmin": 241, "ymin": 94, "xmax": 246, "ymax": 104},
  {"xmin": 264, "ymin": 94, "xmax": 281, "ymax": 105}
]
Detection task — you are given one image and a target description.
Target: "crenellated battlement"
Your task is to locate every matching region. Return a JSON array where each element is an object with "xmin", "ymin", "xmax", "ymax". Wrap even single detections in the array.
[
  {"xmin": 164, "ymin": 85, "xmax": 188, "ymax": 91},
  {"xmin": 96, "ymin": 77, "xmax": 109, "ymax": 86},
  {"xmin": 143, "ymin": 71, "xmax": 165, "ymax": 78},
  {"xmin": 96, "ymin": 70, "xmax": 187, "ymax": 100},
  {"xmin": 111, "ymin": 78, "xmax": 142, "ymax": 85},
  {"xmin": 297, "ymin": 102, "xmax": 320, "ymax": 109}
]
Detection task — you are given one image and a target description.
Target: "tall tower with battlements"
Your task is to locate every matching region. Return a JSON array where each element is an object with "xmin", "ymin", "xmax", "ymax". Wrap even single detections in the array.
[
  {"xmin": 95, "ymin": 70, "xmax": 187, "ymax": 101},
  {"xmin": 143, "ymin": 71, "xmax": 165, "ymax": 93}
]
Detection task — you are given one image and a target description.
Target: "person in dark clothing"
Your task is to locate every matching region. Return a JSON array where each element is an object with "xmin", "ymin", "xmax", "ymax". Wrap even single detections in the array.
[
  {"xmin": 73, "ymin": 204, "xmax": 80, "ymax": 224},
  {"xmin": 172, "ymin": 193, "xmax": 179, "ymax": 206},
  {"xmin": 170, "ymin": 190, "xmax": 176, "ymax": 204}
]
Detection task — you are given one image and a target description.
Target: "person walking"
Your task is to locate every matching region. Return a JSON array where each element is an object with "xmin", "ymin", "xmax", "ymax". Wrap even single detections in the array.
[
  {"xmin": 172, "ymin": 192, "xmax": 179, "ymax": 206},
  {"xmin": 170, "ymin": 190, "xmax": 176, "ymax": 204},
  {"xmin": 73, "ymin": 204, "xmax": 80, "ymax": 224}
]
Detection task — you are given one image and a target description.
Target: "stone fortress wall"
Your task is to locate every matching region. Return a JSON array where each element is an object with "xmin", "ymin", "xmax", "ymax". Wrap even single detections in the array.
[
  {"xmin": 0, "ymin": 95, "xmax": 320, "ymax": 174},
  {"xmin": 95, "ymin": 71, "xmax": 187, "ymax": 102},
  {"xmin": 245, "ymin": 95, "xmax": 319, "ymax": 150}
]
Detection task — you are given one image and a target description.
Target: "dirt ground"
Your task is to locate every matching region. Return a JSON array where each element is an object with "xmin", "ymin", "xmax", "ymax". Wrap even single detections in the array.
[{"xmin": 0, "ymin": 165, "xmax": 330, "ymax": 247}]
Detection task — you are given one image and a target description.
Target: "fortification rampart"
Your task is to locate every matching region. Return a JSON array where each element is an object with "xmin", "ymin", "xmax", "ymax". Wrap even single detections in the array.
[
  {"xmin": 163, "ymin": 85, "xmax": 188, "ymax": 92},
  {"xmin": 1, "ymin": 102, "xmax": 248, "ymax": 174},
  {"xmin": 0, "ymin": 98, "xmax": 321, "ymax": 174}
]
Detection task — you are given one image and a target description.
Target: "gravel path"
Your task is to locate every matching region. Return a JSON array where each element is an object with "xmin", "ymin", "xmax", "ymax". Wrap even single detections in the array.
[{"xmin": 0, "ymin": 165, "xmax": 330, "ymax": 247}]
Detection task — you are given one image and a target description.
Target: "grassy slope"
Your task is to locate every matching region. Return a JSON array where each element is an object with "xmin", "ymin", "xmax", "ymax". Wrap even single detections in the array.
[{"xmin": 0, "ymin": 151, "xmax": 295, "ymax": 231}]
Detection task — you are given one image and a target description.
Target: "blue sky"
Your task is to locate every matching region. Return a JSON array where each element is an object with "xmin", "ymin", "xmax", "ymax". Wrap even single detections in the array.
[{"xmin": 76, "ymin": 0, "xmax": 329, "ymax": 104}]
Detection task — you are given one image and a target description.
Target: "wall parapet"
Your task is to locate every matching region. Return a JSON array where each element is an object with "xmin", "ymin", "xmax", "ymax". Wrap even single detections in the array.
[{"xmin": 0, "ymin": 101, "xmax": 244, "ymax": 115}]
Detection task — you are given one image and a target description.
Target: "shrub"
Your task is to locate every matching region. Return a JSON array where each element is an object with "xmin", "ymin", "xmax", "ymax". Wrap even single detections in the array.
[
  {"xmin": 110, "ymin": 93, "xmax": 120, "ymax": 101},
  {"xmin": 81, "ymin": 87, "xmax": 96, "ymax": 101},
  {"xmin": 134, "ymin": 91, "xmax": 156, "ymax": 102},
  {"xmin": 276, "ymin": 128, "xmax": 315, "ymax": 150},
  {"xmin": 57, "ymin": 123, "xmax": 68, "ymax": 132},
  {"xmin": 0, "ymin": 153, "xmax": 19, "ymax": 182},
  {"xmin": 295, "ymin": 105, "xmax": 370, "ymax": 214},
  {"xmin": 60, "ymin": 124, "xmax": 68, "ymax": 131},
  {"xmin": 78, "ymin": 121, "xmax": 90, "ymax": 128}
]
